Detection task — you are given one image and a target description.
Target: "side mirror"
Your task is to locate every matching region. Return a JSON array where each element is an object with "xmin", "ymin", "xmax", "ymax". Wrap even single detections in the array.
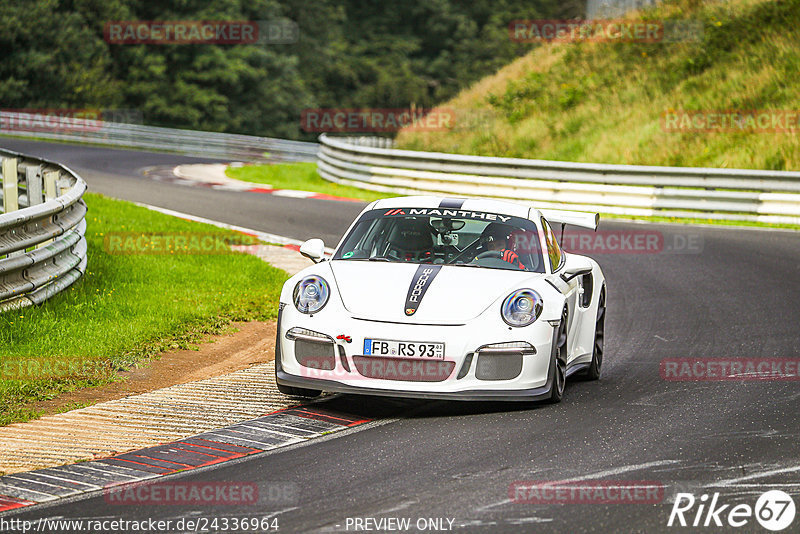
[
  {"xmin": 299, "ymin": 238, "xmax": 326, "ymax": 263},
  {"xmin": 560, "ymin": 255, "xmax": 593, "ymax": 282}
]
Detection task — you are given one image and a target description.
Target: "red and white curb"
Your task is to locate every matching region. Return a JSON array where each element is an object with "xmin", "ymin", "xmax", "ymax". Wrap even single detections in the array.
[
  {"xmin": 143, "ymin": 164, "xmax": 362, "ymax": 203},
  {"xmin": 0, "ymin": 406, "xmax": 370, "ymax": 513}
]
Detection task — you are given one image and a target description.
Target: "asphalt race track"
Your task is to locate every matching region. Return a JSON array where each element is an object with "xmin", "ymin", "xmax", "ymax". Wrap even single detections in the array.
[
  {"xmin": 3, "ymin": 138, "xmax": 800, "ymax": 532},
  {"xmin": 0, "ymin": 138, "xmax": 364, "ymax": 245}
]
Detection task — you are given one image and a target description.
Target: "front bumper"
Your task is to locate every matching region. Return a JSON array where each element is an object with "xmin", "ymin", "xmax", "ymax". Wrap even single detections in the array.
[
  {"xmin": 275, "ymin": 368, "xmax": 555, "ymax": 402},
  {"xmin": 276, "ymin": 306, "xmax": 559, "ymax": 402}
]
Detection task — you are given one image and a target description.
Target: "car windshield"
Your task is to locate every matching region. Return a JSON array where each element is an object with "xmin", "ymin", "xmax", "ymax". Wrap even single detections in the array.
[{"xmin": 333, "ymin": 208, "xmax": 545, "ymax": 273}]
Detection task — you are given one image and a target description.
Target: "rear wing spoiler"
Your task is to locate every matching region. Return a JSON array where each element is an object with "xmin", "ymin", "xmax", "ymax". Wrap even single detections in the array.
[{"xmin": 538, "ymin": 208, "xmax": 599, "ymax": 231}]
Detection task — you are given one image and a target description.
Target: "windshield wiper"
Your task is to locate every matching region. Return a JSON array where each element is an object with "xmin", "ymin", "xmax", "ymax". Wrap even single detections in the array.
[{"xmin": 368, "ymin": 256, "xmax": 391, "ymax": 262}]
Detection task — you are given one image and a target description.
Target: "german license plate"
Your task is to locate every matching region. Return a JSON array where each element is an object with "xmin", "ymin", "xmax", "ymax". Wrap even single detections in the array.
[{"xmin": 363, "ymin": 338, "xmax": 445, "ymax": 359}]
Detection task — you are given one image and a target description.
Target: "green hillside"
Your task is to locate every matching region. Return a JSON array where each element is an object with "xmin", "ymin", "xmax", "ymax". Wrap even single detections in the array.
[{"xmin": 396, "ymin": 0, "xmax": 800, "ymax": 171}]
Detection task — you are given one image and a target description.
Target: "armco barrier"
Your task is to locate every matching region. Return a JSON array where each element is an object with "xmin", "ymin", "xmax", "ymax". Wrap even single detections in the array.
[
  {"xmin": 0, "ymin": 111, "xmax": 318, "ymax": 162},
  {"xmin": 0, "ymin": 149, "xmax": 87, "ymax": 312},
  {"xmin": 317, "ymin": 134, "xmax": 800, "ymax": 225},
  {"xmin": 586, "ymin": 0, "xmax": 660, "ymax": 18}
]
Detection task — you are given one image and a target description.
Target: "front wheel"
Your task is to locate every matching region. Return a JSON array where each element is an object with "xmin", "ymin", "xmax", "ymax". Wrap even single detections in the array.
[{"xmin": 547, "ymin": 307, "xmax": 568, "ymax": 403}]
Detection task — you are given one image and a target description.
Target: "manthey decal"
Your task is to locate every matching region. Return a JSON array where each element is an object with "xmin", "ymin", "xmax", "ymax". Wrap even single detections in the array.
[
  {"xmin": 404, "ymin": 265, "xmax": 442, "ymax": 316},
  {"xmin": 383, "ymin": 208, "xmax": 511, "ymax": 222}
]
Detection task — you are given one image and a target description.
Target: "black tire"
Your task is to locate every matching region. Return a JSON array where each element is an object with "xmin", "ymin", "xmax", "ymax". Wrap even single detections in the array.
[
  {"xmin": 583, "ymin": 288, "xmax": 605, "ymax": 381},
  {"xmin": 547, "ymin": 307, "xmax": 568, "ymax": 403}
]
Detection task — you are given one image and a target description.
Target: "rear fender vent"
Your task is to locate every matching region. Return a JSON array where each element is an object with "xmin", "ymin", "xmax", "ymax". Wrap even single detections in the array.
[{"xmin": 580, "ymin": 273, "xmax": 593, "ymax": 308}]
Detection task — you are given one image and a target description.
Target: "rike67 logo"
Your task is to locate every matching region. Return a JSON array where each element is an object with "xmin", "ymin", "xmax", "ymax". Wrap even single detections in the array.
[{"xmin": 668, "ymin": 490, "xmax": 795, "ymax": 531}]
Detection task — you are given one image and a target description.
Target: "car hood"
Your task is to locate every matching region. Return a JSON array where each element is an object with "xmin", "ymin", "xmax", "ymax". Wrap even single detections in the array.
[{"xmin": 329, "ymin": 261, "xmax": 537, "ymax": 324}]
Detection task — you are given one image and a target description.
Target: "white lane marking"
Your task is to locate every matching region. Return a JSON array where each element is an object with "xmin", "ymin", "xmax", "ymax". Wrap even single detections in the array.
[
  {"xmin": 719, "ymin": 483, "xmax": 800, "ymax": 487},
  {"xmin": 476, "ymin": 459, "xmax": 680, "ymax": 512},
  {"xmin": 710, "ymin": 465, "xmax": 800, "ymax": 487},
  {"xmin": 505, "ymin": 517, "xmax": 555, "ymax": 525},
  {"xmin": 372, "ymin": 499, "xmax": 418, "ymax": 516},
  {"xmin": 132, "ymin": 202, "xmax": 336, "ymax": 253},
  {"xmin": 459, "ymin": 520, "xmax": 498, "ymax": 527},
  {"xmin": 556, "ymin": 459, "xmax": 681, "ymax": 483},
  {"xmin": 264, "ymin": 506, "xmax": 301, "ymax": 519},
  {"xmin": 132, "ymin": 203, "xmax": 303, "ymax": 246},
  {"xmin": 654, "ymin": 335, "xmax": 670, "ymax": 342}
]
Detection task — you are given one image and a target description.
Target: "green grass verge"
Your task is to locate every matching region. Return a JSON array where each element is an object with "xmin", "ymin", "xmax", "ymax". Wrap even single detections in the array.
[
  {"xmin": 0, "ymin": 193, "xmax": 288, "ymax": 426},
  {"xmin": 226, "ymin": 162, "xmax": 394, "ymax": 202}
]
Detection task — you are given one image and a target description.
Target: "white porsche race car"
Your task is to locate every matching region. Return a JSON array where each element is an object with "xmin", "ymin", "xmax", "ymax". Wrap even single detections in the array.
[{"xmin": 275, "ymin": 196, "xmax": 606, "ymax": 403}]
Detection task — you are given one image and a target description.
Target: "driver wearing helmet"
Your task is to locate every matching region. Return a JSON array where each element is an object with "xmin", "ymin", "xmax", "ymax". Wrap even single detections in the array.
[{"xmin": 479, "ymin": 223, "xmax": 527, "ymax": 270}]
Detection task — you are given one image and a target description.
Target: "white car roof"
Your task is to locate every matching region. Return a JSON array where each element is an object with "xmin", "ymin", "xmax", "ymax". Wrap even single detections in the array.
[{"xmin": 370, "ymin": 196, "xmax": 537, "ymax": 220}]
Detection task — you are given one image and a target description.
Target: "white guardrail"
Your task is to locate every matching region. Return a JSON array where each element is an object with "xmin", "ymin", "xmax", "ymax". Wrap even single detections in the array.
[
  {"xmin": 0, "ymin": 111, "xmax": 318, "ymax": 162},
  {"xmin": 586, "ymin": 0, "xmax": 659, "ymax": 18},
  {"xmin": 0, "ymin": 149, "xmax": 87, "ymax": 312},
  {"xmin": 317, "ymin": 134, "xmax": 800, "ymax": 225}
]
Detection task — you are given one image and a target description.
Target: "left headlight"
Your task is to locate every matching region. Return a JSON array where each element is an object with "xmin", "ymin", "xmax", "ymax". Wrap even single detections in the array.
[
  {"xmin": 501, "ymin": 289, "xmax": 543, "ymax": 327},
  {"xmin": 293, "ymin": 275, "xmax": 330, "ymax": 314}
]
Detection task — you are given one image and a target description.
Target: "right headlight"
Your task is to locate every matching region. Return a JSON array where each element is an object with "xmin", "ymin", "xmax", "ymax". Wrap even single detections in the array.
[
  {"xmin": 293, "ymin": 275, "xmax": 330, "ymax": 314},
  {"xmin": 501, "ymin": 289, "xmax": 543, "ymax": 327}
]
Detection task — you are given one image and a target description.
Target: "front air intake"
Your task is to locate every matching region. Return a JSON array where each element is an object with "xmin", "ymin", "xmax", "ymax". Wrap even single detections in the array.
[
  {"xmin": 474, "ymin": 342, "xmax": 533, "ymax": 381},
  {"xmin": 287, "ymin": 327, "xmax": 336, "ymax": 370}
]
